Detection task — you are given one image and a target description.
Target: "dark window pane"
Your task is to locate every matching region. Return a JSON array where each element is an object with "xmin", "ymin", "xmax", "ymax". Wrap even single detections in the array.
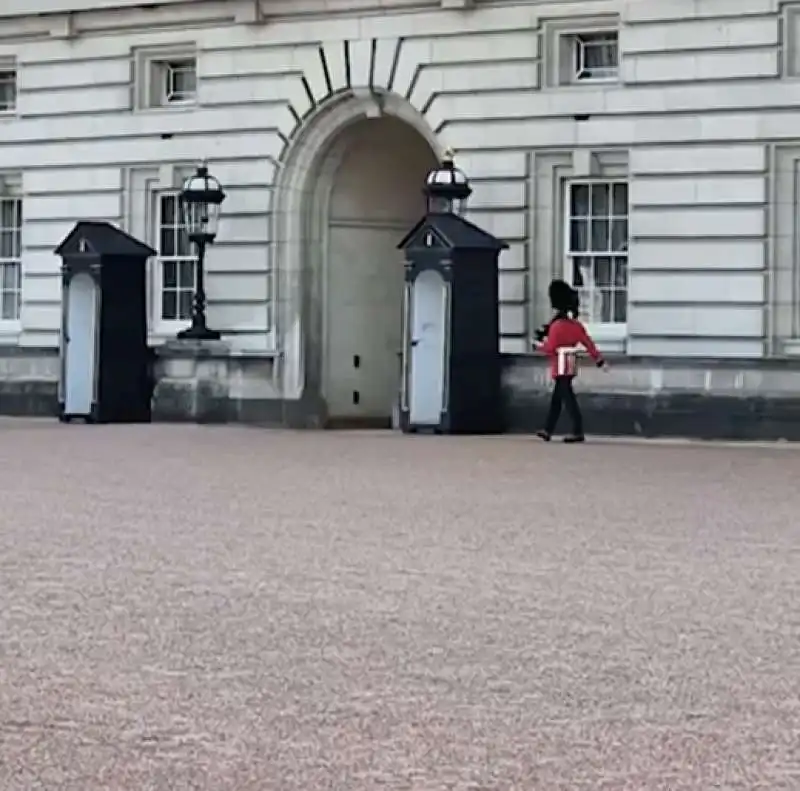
[
  {"xmin": 177, "ymin": 230, "xmax": 192, "ymax": 257},
  {"xmin": 178, "ymin": 289, "xmax": 193, "ymax": 320},
  {"xmin": 178, "ymin": 260, "xmax": 195, "ymax": 288},
  {"xmin": 613, "ymin": 289, "xmax": 627, "ymax": 323},
  {"xmin": 570, "ymin": 219, "xmax": 588, "ymax": 252},
  {"xmin": 0, "ymin": 230, "xmax": 13, "ymax": 258},
  {"xmin": 1, "ymin": 290, "xmax": 18, "ymax": 320},
  {"xmin": 163, "ymin": 261, "xmax": 177, "ymax": 288},
  {"xmin": 612, "ymin": 183, "xmax": 628, "ymax": 215},
  {"xmin": 573, "ymin": 257, "xmax": 594, "ymax": 289},
  {"xmin": 571, "ymin": 257, "xmax": 586, "ymax": 287},
  {"xmin": 590, "ymin": 219, "xmax": 609, "ymax": 251},
  {"xmin": 162, "ymin": 290, "xmax": 177, "ymax": 320},
  {"xmin": 570, "ymin": 184, "xmax": 590, "ymax": 216},
  {"xmin": 160, "ymin": 195, "xmax": 176, "ymax": 225},
  {"xmin": 611, "ymin": 219, "xmax": 628, "ymax": 252},
  {"xmin": 160, "ymin": 228, "xmax": 176, "ymax": 256},
  {"xmin": 2, "ymin": 262, "xmax": 18, "ymax": 289},
  {"xmin": 595, "ymin": 256, "xmax": 612, "ymax": 286},
  {"xmin": 0, "ymin": 202, "xmax": 13, "ymax": 229},
  {"xmin": 614, "ymin": 257, "xmax": 628, "ymax": 287},
  {"xmin": 0, "ymin": 77, "xmax": 15, "ymax": 111},
  {"xmin": 167, "ymin": 61, "xmax": 196, "ymax": 101},
  {"xmin": 584, "ymin": 41, "xmax": 617, "ymax": 70},
  {"xmin": 600, "ymin": 288, "xmax": 613, "ymax": 323},
  {"xmin": 591, "ymin": 183, "xmax": 609, "ymax": 216},
  {"xmin": 174, "ymin": 68, "xmax": 196, "ymax": 96}
]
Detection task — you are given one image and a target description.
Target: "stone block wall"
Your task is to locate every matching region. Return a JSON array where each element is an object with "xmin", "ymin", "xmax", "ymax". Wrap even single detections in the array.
[
  {"xmin": 2, "ymin": 344, "xmax": 799, "ymax": 441},
  {"xmin": 503, "ymin": 355, "xmax": 800, "ymax": 441}
]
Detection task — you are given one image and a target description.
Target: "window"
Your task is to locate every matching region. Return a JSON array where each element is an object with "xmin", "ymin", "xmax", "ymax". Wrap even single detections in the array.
[
  {"xmin": 559, "ymin": 30, "xmax": 619, "ymax": 84},
  {"xmin": 134, "ymin": 47, "xmax": 198, "ymax": 109},
  {"xmin": 0, "ymin": 193, "xmax": 21, "ymax": 322},
  {"xmin": 573, "ymin": 32, "xmax": 618, "ymax": 81},
  {"xmin": 156, "ymin": 59, "xmax": 196, "ymax": 104},
  {"xmin": 0, "ymin": 63, "xmax": 16, "ymax": 113},
  {"xmin": 565, "ymin": 180, "xmax": 628, "ymax": 326},
  {"xmin": 156, "ymin": 192, "xmax": 196, "ymax": 322}
]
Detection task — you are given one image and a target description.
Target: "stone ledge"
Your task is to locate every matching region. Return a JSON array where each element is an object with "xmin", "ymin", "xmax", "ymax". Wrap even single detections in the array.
[
  {"xmin": 514, "ymin": 351, "xmax": 800, "ymax": 370},
  {"xmin": 156, "ymin": 339, "xmax": 232, "ymax": 360},
  {"xmin": 505, "ymin": 354, "xmax": 800, "ymax": 398}
]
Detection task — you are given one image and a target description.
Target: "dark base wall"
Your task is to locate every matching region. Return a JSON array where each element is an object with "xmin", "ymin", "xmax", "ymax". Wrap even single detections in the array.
[
  {"xmin": 0, "ymin": 380, "xmax": 58, "ymax": 417},
  {"xmin": 3, "ymin": 345, "xmax": 800, "ymax": 441},
  {"xmin": 503, "ymin": 355, "xmax": 800, "ymax": 441},
  {"xmin": 0, "ymin": 348, "xmax": 60, "ymax": 417},
  {"xmin": 507, "ymin": 391, "xmax": 800, "ymax": 441}
]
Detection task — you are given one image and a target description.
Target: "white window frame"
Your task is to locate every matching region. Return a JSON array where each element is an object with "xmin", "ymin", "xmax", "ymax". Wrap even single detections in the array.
[
  {"xmin": 555, "ymin": 29, "xmax": 619, "ymax": 86},
  {"xmin": 0, "ymin": 60, "xmax": 16, "ymax": 115},
  {"xmin": 563, "ymin": 178, "xmax": 628, "ymax": 345},
  {"xmin": 572, "ymin": 31, "xmax": 619, "ymax": 83},
  {"xmin": 152, "ymin": 190, "xmax": 197, "ymax": 336},
  {"xmin": 0, "ymin": 182, "xmax": 22, "ymax": 337},
  {"xmin": 133, "ymin": 46, "xmax": 197, "ymax": 111},
  {"xmin": 156, "ymin": 58, "xmax": 197, "ymax": 106}
]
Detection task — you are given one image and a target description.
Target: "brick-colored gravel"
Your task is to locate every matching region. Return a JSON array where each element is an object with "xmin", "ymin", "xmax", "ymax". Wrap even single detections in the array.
[{"xmin": 1, "ymin": 420, "xmax": 798, "ymax": 790}]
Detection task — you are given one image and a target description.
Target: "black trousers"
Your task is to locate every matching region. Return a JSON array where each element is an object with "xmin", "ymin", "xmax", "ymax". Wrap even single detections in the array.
[{"xmin": 544, "ymin": 375, "xmax": 584, "ymax": 436}]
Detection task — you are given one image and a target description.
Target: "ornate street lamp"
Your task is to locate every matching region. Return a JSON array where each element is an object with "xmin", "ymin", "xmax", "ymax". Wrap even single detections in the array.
[
  {"xmin": 177, "ymin": 162, "xmax": 225, "ymax": 340},
  {"xmin": 423, "ymin": 148, "xmax": 472, "ymax": 215}
]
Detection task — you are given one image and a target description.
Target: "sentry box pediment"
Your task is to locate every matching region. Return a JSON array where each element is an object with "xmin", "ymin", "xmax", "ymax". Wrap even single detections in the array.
[{"xmin": 56, "ymin": 220, "xmax": 155, "ymax": 262}]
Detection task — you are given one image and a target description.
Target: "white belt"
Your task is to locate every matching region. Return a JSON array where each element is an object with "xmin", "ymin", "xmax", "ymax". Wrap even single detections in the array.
[{"xmin": 556, "ymin": 346, "xmax": 582, "ymax": 375}]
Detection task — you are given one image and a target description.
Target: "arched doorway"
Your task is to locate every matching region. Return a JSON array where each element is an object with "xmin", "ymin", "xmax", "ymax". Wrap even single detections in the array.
[
  {"xmin": 319, "ymin": 116, "xmax": 436, "ymax": 425},
  {"xmin": 271, "ymin": 93, "xmax": 440, "ymax": 427}
]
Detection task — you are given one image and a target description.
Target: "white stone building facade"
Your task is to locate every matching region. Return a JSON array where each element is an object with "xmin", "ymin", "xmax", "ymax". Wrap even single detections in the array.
[{"xmin": 1, "ymin": 0, "xmax": 800, "ymax": 434}]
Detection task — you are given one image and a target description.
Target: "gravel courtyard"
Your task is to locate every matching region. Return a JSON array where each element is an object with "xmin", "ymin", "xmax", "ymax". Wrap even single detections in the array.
[{"xmin": 0, "ymin": 421, "xmax": 798, "ymax": 790}]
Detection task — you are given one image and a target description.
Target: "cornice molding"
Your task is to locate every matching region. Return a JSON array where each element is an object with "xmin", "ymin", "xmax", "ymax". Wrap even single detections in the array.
[
  {"xmin": 0, "ymin": 0, "xmax": 447, "ymax": 21},
  {"xmin": 0, "ymin": 0, "xmax": 189, "ymax": 18}
]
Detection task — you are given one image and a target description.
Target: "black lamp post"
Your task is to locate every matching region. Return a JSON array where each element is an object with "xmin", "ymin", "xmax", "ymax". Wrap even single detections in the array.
[
  {"xmin": 423, "ymin": 148, "xmax": 472, "ymax": 215},
  {"xmin": 177, "ymin": 162, "xmax": 225, "ymax": 341}
]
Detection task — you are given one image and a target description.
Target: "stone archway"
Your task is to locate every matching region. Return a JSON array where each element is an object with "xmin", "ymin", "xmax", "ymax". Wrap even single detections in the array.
[{"xmin": 272, "ymin": 92, "xmax": 439, "ymax": 426}]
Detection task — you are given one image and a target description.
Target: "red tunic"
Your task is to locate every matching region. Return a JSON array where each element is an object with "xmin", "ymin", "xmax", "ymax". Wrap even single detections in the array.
[{"xmin": 538, "ymin": 317, "xmax": 604, "ymax": 378}]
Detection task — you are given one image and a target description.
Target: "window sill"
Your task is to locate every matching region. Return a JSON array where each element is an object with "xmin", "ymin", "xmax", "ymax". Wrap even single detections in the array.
[
  {"xmin": 135, "ymin": 103, "xmax": 197, "ymax": 114},
  {"xmin": 550, "ymin": 83, "xmax": 621, "ymax": 93},
  {"xmin": 782, "ymin": 339, "xmax": 800, "ymax": 356},
  {"xmin": 149, "ymin": 321, "xmax": 196, "ymax": 342},
  {"xmin": 572, "ymin": 75, "xmax": 618, "ymax": 84},
  {"xmin": 0, "ymin": 321, "xmax": 22, "ymax": 343},
  {"xmin": 586, "ymin": 322, "xmax": 626, "ymax": 354}
]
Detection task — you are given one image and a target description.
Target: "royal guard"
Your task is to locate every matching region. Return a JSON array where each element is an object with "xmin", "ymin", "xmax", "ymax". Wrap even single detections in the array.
[{"xmin": 531, "ymin": 279, "xmax": 607, "ymax": 443}]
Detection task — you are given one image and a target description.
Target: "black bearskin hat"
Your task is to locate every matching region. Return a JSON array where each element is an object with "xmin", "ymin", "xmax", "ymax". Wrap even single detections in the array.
[
  {"xmin": 548, "ymin": 279, "xmax": 580, "ymax": 316},
  {"xmin": 534, "ymin": 279, "xmax": 581, "ymax": 341}
]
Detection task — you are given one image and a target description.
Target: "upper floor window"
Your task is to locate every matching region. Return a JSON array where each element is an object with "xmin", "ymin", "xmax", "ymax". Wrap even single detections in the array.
[
  {"xmin": 155, "ymin": 191, "xmax": 196, "ymax": 323},
  {"xmin": 564, "ymin": 180, "xmax": 628, "ymax": 327},
  {"xmin": 156, "ymin": 59, "xmax": 197, "ymax": 105},
  {"xmin": 0, "ymin": 191, "xmax": 22, "ymax": 322},
  {"xmin": 553, "ymin": 28, "xmax": 619, "ymax": 86},
  {"xmin": 572, "ymin": 32, "xmax": 619, "ymax": 82},
  {"xmin": 0, "ymin": 61, "xmax": 17, "ymax": 113},
  {"xmin": 134, "ymin": 46, "xmax": 197, "ymax": 110}
]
